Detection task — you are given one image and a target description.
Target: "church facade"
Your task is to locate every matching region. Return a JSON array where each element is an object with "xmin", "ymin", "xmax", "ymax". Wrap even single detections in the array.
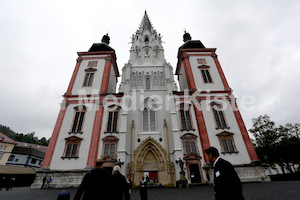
[{"xmin": 32, "ymin": 12, "xmax": 268, "ymax": 188}]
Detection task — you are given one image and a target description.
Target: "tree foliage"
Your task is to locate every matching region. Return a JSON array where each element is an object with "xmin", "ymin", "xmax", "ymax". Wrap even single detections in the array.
[
  {"xmin": 249, "ymin": 115, "xmax": 300, "ymax": 173},
  {"xmin": 0, "ymin": 124, "xmax": 49, "ymax": 146}
]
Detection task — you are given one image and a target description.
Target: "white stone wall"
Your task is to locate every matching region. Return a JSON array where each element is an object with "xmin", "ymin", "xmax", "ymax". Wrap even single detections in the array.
[
  {"xmin": 71, "ymin": 58, "xmax": 105, "ymax": 94},
  {"xmin": 201, "ymin": 99, "xmax": 251, "ymax": 165},
  {"xmin": 31, "ymin": 169, "xmax": 88, "ymax": 189},
  {"xmin": 107, "ymin": 64, "xmax": 117, "ymax": 93},
  {"xmin": 206, "ymin": 165, "xmax": 270, "ymax": 184},
  {"xmin": 188, "ymin": 55, "xmax": 225, "ymax": 91},
  {"xmin": 178, "ymin": 62, "xmax": 188, "ymax": 91},
  {"xmin": 50, "ymin": 104, "xmax": 96, "ymax": 170}
]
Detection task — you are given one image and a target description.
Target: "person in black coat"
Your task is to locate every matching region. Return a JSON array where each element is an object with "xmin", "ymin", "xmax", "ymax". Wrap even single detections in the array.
[
  {"xmin": 126, "ymin": 175, "xmax": 133, "ymax": 197},
  {"xmin": 109, "ymin": 165, "xmax": 130, "ymax": 200},
  {"xmin": 139, "ymin": 176, "xmax": 148, "ymax": 200},
  {"xmin": 205, "ymin": 147, "xmax": 244, "ymax": 200},
  {"xmin": 74, "ymin": 159, "xmax": 109, "ymax": 200},
  {"xmin": 41, "ymin": 176, "xmax": 47, "ymax": 189}
]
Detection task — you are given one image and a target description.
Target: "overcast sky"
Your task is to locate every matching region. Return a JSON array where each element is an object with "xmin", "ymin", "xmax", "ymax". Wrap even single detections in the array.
[{"xmin": 1, "ymin": 0, "xmax": 300, "ymax": 139}]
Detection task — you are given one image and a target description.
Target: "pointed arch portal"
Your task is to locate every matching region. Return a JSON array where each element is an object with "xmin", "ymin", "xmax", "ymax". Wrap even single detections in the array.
[
  {"xmin": 131, "ymin": 137, "xmax": 175, "ymax": 186},
  {"xmin": 134, "ymin": 137, "xmax": 167, "ymax": 171}
]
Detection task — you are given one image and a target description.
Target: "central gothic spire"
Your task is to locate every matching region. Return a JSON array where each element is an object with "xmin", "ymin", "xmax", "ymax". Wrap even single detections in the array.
[
  {"xmin": 128, "ymin": 11, "xmax": 165, "ymax": 66},
  {"xmin": 139, "ymin": 11, "xmax": 153, "ymax": 32}
]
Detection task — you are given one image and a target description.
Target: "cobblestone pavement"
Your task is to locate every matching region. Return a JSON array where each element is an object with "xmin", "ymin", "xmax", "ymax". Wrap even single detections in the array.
[{"xmin": 1, "ymin": 181, "xmax": 300, "ymax": 200}]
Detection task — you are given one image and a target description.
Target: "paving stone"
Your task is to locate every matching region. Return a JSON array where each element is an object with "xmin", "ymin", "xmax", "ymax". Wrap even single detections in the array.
[{"xmin": 0, "ymin": 181, "xmax": 300, "ymax": 200}]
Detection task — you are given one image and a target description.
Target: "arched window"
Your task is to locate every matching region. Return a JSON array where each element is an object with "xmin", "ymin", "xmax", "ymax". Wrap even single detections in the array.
[
  {"xmin": 8, "ymin": 155, "xmax": 15, "ymax": 161},
  {"xmin": 145, "ymin": 78, "xmax": 150, "ymax": 89},
  {"xmin": 145, "ymin": 36, "xmax": 149, "ymax": 42},
  {"xmin": 142, "ymin": 98, "xmax": 157, "ymax": 132},
  {"xmin": 143, "ymin": 108, "xmax": 149, "ymax": 131}
]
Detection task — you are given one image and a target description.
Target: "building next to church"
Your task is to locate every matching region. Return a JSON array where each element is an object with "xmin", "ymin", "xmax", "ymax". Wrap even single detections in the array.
[
  {"xmin": 31, "ymin": 11, "xmax": 268, "ymax": 188},
  {"xmin": 0, "ymin": 132, "xmax": 17, "ymax": 165},
  {"xmin": 6, "ymin": 142, "xmax": 47, "ymax": 170}
]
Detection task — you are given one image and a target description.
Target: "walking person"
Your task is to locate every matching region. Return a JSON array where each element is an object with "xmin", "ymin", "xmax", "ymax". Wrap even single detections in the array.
[
  {"xmin": 126, "ymin": 175, "xmax": 132, "ymax": 198},
  {"xmin": 41, "ymin": 176, "xmax": 47, "ymax": 189},
  {"xmin": 74, "ymin": 159, "xmax": 110, "ymax": 200},
  {"xmin": 8, "ymin": 177, "xmax": 15, "ymax": 190},
  {"xmin": 139, "ymin": 176, "xmax": 147, "ymax": 200},
  {"xmin": 1, "ymin": 177, "xmax": 7, "ymax": 191},
  {"xmin": 205, "ymin": 147, "xmax": 244, "ymax": 200},
  {"xmin": 109, "ymin": 165, "xmax": 130, "ymax": 200},
  {"xmin": 46, "ymin": 176, "xmax": 52, "ymax": 188}
]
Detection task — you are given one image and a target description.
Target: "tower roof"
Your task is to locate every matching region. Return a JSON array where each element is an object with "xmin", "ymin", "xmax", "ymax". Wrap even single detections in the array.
[
  {"xmin": 139, "ymin": 11, "xmax": 153, "ymax": 31},
  {"xmin": 0, "ymin": 132, "xmax": 17, "ymax": 144},
  {"xmin": 178, "ymin": 31, "xmax": 205, "ymax": 50},
  {"xmin": 179, "ymin": 40, "xmax": 206, "ymax": 49},
  {"xmin": 88, "ymin": 34, "xmax": 115, "ymax": 53}
]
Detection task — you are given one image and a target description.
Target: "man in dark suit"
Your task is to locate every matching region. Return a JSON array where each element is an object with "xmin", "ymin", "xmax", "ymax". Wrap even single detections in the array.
[
  {"xmin": 74, "ymin": 159, "xmax": 110, "ymax": 200},
  {"xmin": 205, "ymin": 147, "xmax": 244, "ymax": 200}
]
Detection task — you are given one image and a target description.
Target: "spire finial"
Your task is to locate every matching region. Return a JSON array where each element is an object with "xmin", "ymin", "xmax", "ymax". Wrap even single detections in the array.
[
  {"xmin": 183, "ymin": 29, "xmax": 191, "ymax": 42},
  {"xmin": 101, "ymin": 33, "xmax": 110, "ymax": 45}
]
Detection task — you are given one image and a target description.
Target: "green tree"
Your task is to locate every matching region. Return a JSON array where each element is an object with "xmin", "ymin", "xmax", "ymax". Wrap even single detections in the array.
[{"xmin": 249, "ymin": 115, "xmax": 300, "ymax": 174}]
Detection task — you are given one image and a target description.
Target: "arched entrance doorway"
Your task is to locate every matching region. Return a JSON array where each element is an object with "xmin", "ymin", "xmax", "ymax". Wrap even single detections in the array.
[{"xmin": 128, "ymin": 137, "xmax": 175, "ymax": 187}]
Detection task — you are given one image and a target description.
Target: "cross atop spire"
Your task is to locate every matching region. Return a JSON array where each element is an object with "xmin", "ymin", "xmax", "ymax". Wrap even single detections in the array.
[{"xmin": 139, "ymin": 10, "xmax": 153, "ymax": 32}]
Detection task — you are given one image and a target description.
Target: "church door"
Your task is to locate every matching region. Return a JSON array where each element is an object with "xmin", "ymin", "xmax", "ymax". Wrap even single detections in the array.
[
  {"xmin": 189, "ymin": 164, "xmax": 201, "ymax": 183},
  {"xmin": 149, "ymin": 171, "xmax": 158, "ymax": 183}
]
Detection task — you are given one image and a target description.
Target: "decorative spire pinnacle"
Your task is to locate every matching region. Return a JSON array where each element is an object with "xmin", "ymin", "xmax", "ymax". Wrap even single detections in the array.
[{"xmin": 139, "ymin": 10, "xmax": 153, "ymax": 31}]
